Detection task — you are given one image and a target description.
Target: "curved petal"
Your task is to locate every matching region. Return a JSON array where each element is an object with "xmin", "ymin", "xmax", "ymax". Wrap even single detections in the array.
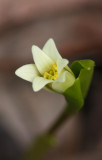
[
  {"xmin": 57, "ymin": 58, "xmax": 69, "ymax": 75},
  {"xmin": 32, "ymin": 76, "xmax": 53, "ymax": 92},
  {"xmin": 52, "ymin": 71, "xmax": 75, "ymax": 93},
  {"xmin": 15, "ymin": 64, "xmax": 39, "ymax": 82},
  {"xmin": 32, "ymin": 45, "xmax": 54, "ymax": 75},
  {"xmin": 43, "ymin": 39, "xmax": 62, "ymax": 62}
]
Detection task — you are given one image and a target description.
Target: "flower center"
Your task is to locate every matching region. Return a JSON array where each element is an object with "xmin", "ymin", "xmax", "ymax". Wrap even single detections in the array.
[{"xmin": 44, "ymin": 64, "xmax": 58, "ymax": 80}]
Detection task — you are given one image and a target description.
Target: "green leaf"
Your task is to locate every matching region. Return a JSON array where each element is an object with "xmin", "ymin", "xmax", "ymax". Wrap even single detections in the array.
[
  {"xmin": 64, "ymin": 59, "xmax": 95, "ymax": 112},
  {"xmin": 71, "ymin": 60, "xmax": 95, "ymax": 98},
  {"xmin": 64, "ymin": 78, "xmax": 84, "ymax": 112}
]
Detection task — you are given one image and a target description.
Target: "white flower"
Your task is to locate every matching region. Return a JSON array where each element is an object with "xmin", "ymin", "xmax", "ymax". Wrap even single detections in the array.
[{"xmin": 15, "ymin": 39, "xmax": 75, "ymax": 93}]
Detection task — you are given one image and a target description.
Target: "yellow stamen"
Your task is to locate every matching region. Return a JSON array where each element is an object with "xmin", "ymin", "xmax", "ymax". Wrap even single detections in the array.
[{"xmin": 43, "ymin": 64, "xmax": 58, "ymax": 80}]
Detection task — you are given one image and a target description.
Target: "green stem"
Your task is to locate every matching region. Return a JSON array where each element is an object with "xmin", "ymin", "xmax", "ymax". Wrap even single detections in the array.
[
  {"xmin": 48, "ymin": 104, "xmax": 73, "ymax": 134},
  {"xmin": 22, "ymin": 101, "xmax": 76, "ymax": 160}
]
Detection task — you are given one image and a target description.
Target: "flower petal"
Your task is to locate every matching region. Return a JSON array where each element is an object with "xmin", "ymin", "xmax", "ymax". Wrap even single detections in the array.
[
  {"xmin": 32, "ymin": 45, "xmax": 54, "ymax": 75},
  {"xmin": 32, "ymin": 76, "xmax": 53, "ymax": 92},
  {"xmin": 52, "ymin": 71, "xmax": 75, "ymax": 93},
  {"xmin": 43, "ymin": 38, "xmax": 62, "ymax": 62},
  {"xmin": 15, "ymin": 64, "xmax": 39, "ymax": 82},
  {"xmin": 57, "ymin": 58, "xmax": 69, "ymax": 75}
]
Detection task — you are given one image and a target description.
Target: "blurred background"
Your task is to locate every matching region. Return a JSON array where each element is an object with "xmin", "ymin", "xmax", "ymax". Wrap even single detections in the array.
[{"xmin": 0, "ymin": 0, "xmax": 102, "ymax": 160}]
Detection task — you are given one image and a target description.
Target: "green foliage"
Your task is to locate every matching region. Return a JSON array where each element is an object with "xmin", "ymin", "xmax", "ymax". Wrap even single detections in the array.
[{"xmin": 64, "ymin": 59, "xmax": 95, "ymax": 112}]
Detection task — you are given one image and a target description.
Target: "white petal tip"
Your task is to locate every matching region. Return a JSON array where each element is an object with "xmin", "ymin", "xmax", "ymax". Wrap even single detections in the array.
[
  {"xmin": 32, "ymin": 87, "xmax": 39, "ymax": 92},
  {"xmin": 15, "ymin": 64, "xmax": 39, "ymax": 82},
  {"xmin": 47, "ymin": 38, "xmax": 54, "ymax": 42},
  {"xmin": 32, "ymin": 45, "xmax": 38, "ymax": 54},
  {"xmin": 33, "ymin": 87, "xmax": 42, "ymax": 92},
  {"xmin": 15, "ymin": 68, "xmax": 27, "ymax": 80},
  {"xmin": 15, "ymin": 68, "xmax": 20, "ymax": 77},
  {"xmin": 32, "ymin": 84, "xmax": 41, "ymax": 92}
]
